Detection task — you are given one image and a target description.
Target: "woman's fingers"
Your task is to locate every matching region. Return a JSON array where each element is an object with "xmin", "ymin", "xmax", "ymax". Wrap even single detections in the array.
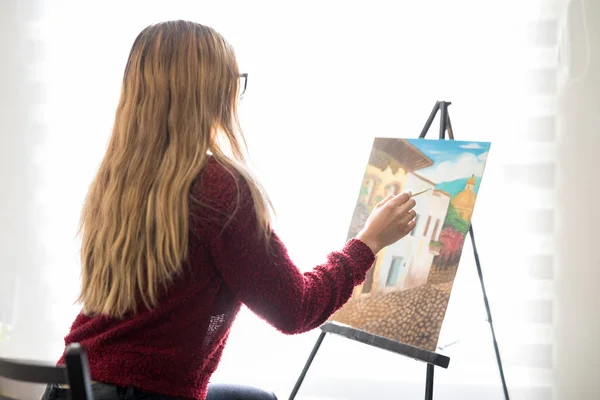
[
  {"xmin": 396, "ymin": 198, "xmax": 416, "ymax": 216},
  {"xmin": 375, "ymin": 195, "xmax": 395, "ymax": 208},
  {"xmin": 403, "ymin": 218, "xmax": 417, "ymax": 234},
  {"xmin": 388, "ymin": 192, "xmax": 411, "ymax": 208},
  {"xmin": 399, "ymin": 209, "xmax": 416, "ymax": 227}
]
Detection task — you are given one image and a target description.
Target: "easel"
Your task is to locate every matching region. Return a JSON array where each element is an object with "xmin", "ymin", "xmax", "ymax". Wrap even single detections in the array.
[{"xmin": 288, "ymin": 101, "xmax": 510, "ymax": 400}]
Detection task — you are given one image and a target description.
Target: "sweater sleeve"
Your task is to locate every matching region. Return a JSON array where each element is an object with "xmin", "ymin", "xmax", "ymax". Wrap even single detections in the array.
[{"xmin": 192, "ymin": 162, "xmax": 375, "ymax": 334}]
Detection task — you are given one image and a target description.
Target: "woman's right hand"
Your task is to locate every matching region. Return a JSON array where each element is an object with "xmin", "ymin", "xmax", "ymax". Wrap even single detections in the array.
[{"xmin": 356, "ymin": 193, "xmax": 417, "ymax": 255}]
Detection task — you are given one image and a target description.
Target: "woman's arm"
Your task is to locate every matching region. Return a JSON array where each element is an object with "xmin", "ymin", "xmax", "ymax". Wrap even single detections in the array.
[
  {"xmin": 193, "ymin": 158, "xmax": 415, "ymax": 334},
  {"xmin": 211, "ymin": 227, "xmax": 374, "ymax": 335},
  {"xmin": 192, "ymin": 162, "xmax": 374, "ymax": 334}
]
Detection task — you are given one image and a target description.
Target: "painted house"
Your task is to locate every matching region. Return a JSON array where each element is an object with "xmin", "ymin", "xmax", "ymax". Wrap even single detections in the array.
[
  {"xmin": 351, "ymin": 139, "xmax": 433, "ymax": 298},
  {"xmin": 404, "ymin": 187, "xmax": 451, "ymax": 289},
  {"xmin": 375, "ymin": 175, "xmax": 452, "ymax": 293},
  {"xmin": 357, "ymin": 139, "xmax": 434, "ymax": 206}
]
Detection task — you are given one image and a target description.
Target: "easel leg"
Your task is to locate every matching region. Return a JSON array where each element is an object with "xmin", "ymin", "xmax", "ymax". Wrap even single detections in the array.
[
  {"xmin": 438, "ymin": 103, "xmax": 448, "ymax": 139},
  {"xmin": 469, "ymin": 225, "xmax": 510, "ymax": 400},
  {"xmin": 424, "ymin": 363, "xmax": 434, "ymax": 400},
  {"xmin": 419, "ymin": 102, "xmax": 440, "ymax": 138},
  {"xmin": 288, "ymin": 331, "xmax": 326, "ymax": 400}
]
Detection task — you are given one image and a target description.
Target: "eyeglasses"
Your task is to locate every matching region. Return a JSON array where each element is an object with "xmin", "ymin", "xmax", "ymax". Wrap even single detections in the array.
[{"xmin": 239, "ymin": 73, "xmax": 248, "ymax": 97}]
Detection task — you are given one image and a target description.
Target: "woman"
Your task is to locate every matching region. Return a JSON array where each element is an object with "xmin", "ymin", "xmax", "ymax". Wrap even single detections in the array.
[{"xmin": 43, "ymin": 20, "xmax": 416, "ymax": 400}]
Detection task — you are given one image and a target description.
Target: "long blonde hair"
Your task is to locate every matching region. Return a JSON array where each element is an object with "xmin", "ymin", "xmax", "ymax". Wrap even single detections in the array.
[{"xmin": 78, "ymin": 20, "xmax": 272, "ymax": 318}]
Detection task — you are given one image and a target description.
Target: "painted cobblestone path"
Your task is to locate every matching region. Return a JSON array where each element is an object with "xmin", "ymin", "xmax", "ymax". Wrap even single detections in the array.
[{"xmin": 330, "ymin": 262, "xmax": 459, "ymax": 351}]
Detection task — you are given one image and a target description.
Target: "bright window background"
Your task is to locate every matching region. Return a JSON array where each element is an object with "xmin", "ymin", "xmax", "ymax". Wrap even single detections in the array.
[{"xmin": 1, "ymin": 0, "xmax": 564, "ymax": 399}]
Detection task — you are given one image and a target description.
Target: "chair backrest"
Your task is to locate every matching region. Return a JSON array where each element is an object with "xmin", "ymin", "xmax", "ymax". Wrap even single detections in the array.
[{"xmin": 0, "ymin": 344, "xmax": 93, "ymax": 400}]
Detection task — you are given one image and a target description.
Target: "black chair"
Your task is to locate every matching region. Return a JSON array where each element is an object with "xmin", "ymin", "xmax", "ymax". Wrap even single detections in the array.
[{"xmin": 0, "ymin": 344, "xmax": 93, "ymax": 400}]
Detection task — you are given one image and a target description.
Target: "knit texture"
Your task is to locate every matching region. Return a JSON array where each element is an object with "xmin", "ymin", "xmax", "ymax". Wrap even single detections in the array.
[{"xmin": 58, "ymin": 157, "xmax": 375, "ymax": 400}]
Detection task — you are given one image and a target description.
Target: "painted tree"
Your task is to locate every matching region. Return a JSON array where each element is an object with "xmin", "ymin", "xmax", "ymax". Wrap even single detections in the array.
[
  {"xmin": 437, "ymin": 227, "xmax": 465, "ymax": 266},
  {"xmin": 442, "ymin": 203, "xmax": 470, "ymax": 235}
]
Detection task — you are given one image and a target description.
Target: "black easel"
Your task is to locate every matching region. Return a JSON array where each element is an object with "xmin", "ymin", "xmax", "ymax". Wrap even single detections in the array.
[
  {"xmin": 419, "ymin": 101, "xmax": 509, "ymax": 400},
  {"xmin": 288, "ymin": 101, "xmax": 510, "ymax": 400}
]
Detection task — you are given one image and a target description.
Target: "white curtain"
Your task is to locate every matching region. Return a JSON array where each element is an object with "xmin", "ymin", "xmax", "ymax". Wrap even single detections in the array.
[{"xmin": 1, "ymin": 0, "xmax": 573, "ymax": 399}]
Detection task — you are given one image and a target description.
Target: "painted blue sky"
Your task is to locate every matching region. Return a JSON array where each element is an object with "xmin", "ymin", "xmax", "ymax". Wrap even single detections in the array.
[{"xmin": 405, "ymin": 138, "xmax": 491, "ymax": 185}]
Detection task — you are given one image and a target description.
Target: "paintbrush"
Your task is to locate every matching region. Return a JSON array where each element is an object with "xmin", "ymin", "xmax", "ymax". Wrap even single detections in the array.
[{"xmin": 411, "ymin": 188, "xmax": 432, "ymax": 197}]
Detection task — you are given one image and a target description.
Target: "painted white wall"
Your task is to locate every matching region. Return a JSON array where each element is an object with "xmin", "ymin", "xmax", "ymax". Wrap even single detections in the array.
[
  {"xmin": 382, "ymin": 175, "xmax": 452, "ymax": 290},
  {"xmin": 430, "ymin": 192, "xmax": 451, "ymax": 242},
  {"xmin": 555, "ymin": 0, "xmax": 600, "ymax": 398},
  {"xmin": 405, "ymin": 173, "xmax": 437, "ymax": 239},
  {"xmin": 377, "ymin": 173, "xmax": 436, "ymax": 291}
]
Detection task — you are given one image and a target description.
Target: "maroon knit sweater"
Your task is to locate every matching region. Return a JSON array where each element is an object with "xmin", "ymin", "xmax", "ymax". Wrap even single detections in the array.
[{"xmin": 58, "ymin": 157, "xmax": 375, "ymax": 400}]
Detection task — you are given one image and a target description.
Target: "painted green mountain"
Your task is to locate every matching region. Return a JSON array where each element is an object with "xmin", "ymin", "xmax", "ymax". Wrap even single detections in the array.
[{"xmin": 435, "ymin": 176, "xmax": 482, "ymax": 198}]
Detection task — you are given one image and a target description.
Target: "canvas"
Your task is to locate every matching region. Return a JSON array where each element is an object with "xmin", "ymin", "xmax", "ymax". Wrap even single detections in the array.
[{"xmin": 331, "ymin": 138, "xmax": 491, "ymax": 351}]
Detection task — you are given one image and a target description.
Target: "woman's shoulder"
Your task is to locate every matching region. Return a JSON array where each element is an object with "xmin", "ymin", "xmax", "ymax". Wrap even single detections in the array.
[
  {"xmin": 191, "ymin": 155, "xmax": 251, "ymax": 212},
  {"xmin": 200, "ymin": 156, "xmax": 237, "ymax": 186},
  {"xmin": 189, "ymin": 156, "xmax": 257, "ymax": 240}
]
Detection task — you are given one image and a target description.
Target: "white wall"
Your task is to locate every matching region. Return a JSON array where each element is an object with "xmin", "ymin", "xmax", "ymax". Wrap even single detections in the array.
[
  {"xmin": 0, "ymin": 0, "xmax": 56, "ymax": 361},
  {"xmin": 0, "ymin": 1, "xmax": 54, "ymax": 398},
  {"xmin": 555, "ymin": 0, "xmax": 600, "ymax": 398},
  {"xmin": 1, "ymin": 0, "xmax": 599, "ymax": 399}
]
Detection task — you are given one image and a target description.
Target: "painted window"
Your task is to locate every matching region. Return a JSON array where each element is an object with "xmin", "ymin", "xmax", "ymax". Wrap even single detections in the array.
[
  {"xmin": 386, "ymin": 256, "xmax": 404, "ymax": 287},
  {"xmin": 431, "ymin": 218, "xmax": 441, "ymax": 240},
  {"xmin": 423, "ymin": 215, "xmax": 432, "ymax": 236},
  {"xmin": 384, "ymin": 182, "xmax": 400, "ymax": 197},
  {"xmin": 360, "ymin": 177, "xmax": 378, "ymax": 204}
]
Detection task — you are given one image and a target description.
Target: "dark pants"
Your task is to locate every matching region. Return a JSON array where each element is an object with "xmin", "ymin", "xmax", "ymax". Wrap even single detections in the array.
[{"xmin": 41, "ymin": 382, "xmax": 277, "ymax": 400}]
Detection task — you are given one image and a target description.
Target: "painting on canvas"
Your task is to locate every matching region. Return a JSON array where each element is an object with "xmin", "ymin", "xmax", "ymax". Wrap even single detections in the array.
[{"xmin": 330, "ymin": 138, "xmax": 491, "ymax": 351}]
